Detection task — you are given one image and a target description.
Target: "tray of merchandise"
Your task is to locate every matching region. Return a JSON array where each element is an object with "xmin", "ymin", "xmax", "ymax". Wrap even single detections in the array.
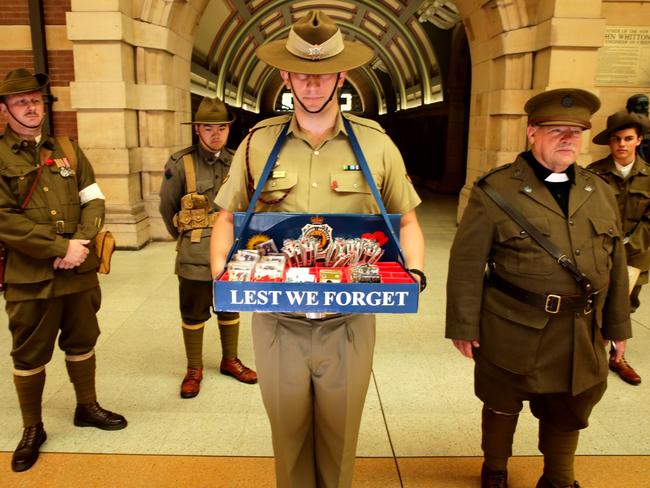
[{"xmin": 213, "ymin": 213, "xmax": 419, "ymax": 314}]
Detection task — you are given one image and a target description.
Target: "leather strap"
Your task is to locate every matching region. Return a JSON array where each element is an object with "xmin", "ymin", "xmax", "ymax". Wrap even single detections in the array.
[
  {"xmin": 182, "ymin": 153, "xmax": 197, "ymax": 193},
  {"xmin": 478, "ymin": 179, "xmax": 594, "ymax": 294},
  {"xmin": 489, "ymin": 272, "xmax": 597, "ymax": 314}
]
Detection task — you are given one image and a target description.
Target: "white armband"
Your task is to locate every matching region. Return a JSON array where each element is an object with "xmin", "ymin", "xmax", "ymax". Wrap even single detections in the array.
[{"xmin": 79, "ymin": 183, "xmax": 106, "ymax": 204}]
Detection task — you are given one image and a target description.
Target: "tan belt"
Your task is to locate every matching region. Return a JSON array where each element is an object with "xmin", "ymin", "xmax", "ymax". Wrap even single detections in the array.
[
  {"xmin": 54, "ymin": 220, "xmax": 77, "ymax": 234},
  {"xmin": 188, "ymin": 213, "xmax": 216, "ymax": 243}
]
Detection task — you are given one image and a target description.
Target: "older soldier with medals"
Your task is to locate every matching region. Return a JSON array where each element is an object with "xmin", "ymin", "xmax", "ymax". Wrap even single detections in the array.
[
  {"xmin": 159, "ymin": 96, "xmax": 256, "ymax": 399},
  {"xmin": 446, "ymin": 89, "xmax": 631, "ymax": 488},
  {"xmin": 0, "ymin": 68, "xmax": 126, "ymax": 473},
  {"xmin": 588, "ymin": 110, "xmax": 650, "ymax": 386},
  {"xmin": 211, "ymin": 11, "xmax": 425, "ymax": 488}
]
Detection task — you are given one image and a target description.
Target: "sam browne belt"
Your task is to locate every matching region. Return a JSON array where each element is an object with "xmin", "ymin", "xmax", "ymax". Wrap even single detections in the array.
[{"xmin": 488, "ymin": 272, "xmax": 597, "ymax": 314}]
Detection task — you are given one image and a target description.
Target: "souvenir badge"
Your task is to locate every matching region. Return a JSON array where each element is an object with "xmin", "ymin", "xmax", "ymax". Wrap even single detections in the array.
[
  {"xmin": 246, "ymin": 233, "xmax": 273, "ymax": 250},
  {"xmin": 300, "ymin": 216, "xmax": 333, "ymax": 251}
]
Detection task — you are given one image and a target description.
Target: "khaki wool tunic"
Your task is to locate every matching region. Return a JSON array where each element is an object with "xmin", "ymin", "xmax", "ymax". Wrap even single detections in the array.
[
  {"xmin": 446, "ymin": 155, "xmax": 632, "ymax": 396},
  {"xmin": 159, "ymin": 144, "xmax": 233, "ymax": 281},
  {"xmin": 588, "ymin": 154, "xmax": 650, "ymax": 284},
  {"xmin": 0, "ymin": 126, "xmax": 103, "ymax": 301},
  {"xmin": 215, "ymin": 113, "xmax": 420, "ymax": 215}
]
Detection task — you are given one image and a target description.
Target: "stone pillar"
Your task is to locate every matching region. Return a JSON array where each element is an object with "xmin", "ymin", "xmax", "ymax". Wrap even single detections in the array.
[
  {"xmin": 454, "ymin": 0, "xmax": 605, "ymax": 221},
  {"xmin": 66, "ymin": 0, "xmax": 198, "ymax": 247}
]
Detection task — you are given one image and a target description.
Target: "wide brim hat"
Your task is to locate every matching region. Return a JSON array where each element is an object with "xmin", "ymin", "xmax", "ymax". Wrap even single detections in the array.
[
  {"xmin": 592, "ymin": 110, "xmax": 650, "ymax": 145},
  {"xmin": 256, "ymin": 10, "xmax": 374, "ymax": 74},
  {"xmin": 525, "ymin": 88, "xmax": 601, "ymax": 130},
  {"xmin": 0, "ymin": 68, "xmax": 49, "ymax": 97},
  {"xmin": 182, "ymin": 96, "xmax": 235, "ymax": 125}
]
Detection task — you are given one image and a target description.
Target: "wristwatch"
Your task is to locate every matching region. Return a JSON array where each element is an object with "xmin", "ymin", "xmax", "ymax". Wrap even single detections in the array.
[{"xmin": 408, "ymin": 268, "xmax": 427, "ymax": 293}]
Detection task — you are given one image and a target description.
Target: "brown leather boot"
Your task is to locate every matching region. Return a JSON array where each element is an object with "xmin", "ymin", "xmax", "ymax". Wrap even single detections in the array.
[
  {"xmin": 74, "ymin": 402, "xmax": 127, "ymax": 430},
  {"xmin": 220, "ymin": 358, "xmax": 257, "ymax": 384},
  {"xmin": 609, "ymin": 352, "xmax": 641, "ymax": 385},
  {"xmin": 481, "ymin": 462, "xmax": 508, "ymax": 488},
  {"xmin": 12, "ymin": 422, "xmax": 47, "ymax": 472},
  {"xmin": 180, "ymin": 367, "xmax": 203, "ymax": 398}
]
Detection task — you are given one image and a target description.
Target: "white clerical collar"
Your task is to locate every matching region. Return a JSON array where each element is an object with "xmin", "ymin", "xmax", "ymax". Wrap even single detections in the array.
[
  {"xmin": 545, "ymin": 172, "xmax": 569, "ymax": 183},
  {"xmin": 615, "ymin": 160, "xmax": 634, "ymax": 178}
]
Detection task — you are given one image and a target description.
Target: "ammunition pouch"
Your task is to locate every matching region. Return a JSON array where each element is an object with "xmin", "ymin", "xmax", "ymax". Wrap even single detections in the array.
[{"xmin": 172, "ymin": 193, "xmax": 215, "ymax": 243}]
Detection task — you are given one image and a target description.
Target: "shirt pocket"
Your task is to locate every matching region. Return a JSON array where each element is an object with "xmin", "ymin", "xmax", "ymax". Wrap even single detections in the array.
[
  {"xmin": 330, "ymin": 172, "xmax": 372, "ymax": 194},
  {"xmin": 627, "ymin": 187, "xmax": 650, "ymax": 221},
  {"xmin": 589, "ymin": 216, "xmax": 620, "ymax": 274},
  {"xmin": 259, "ymin": 171, "xmax": 298, "ymax": 202},
  {"xmin": 494, "ymin": 217, "xmax": 554, "ymax": 276}
]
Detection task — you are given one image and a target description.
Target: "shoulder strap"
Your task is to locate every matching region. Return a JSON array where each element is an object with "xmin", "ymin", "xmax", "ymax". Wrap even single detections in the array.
[
  {"xmin": 478, "ymin": 179, "xmax": 593, "ymax": 293},
  {"xmin": 342, "ymin": 117, "xmax": 405, "ymax": 266},
  {"xmin": 55, "ymin": 136, "xmax": 77, "ymax": 171},
  {"xmin": 182, "ymin": 153, "xmax": 197, "ymax": 193}
]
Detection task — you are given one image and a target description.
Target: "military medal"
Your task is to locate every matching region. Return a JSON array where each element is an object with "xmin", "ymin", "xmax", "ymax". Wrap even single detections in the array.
[{"xmin": 54, "ymin": 157, "xmax": 75, "ymax": 178}]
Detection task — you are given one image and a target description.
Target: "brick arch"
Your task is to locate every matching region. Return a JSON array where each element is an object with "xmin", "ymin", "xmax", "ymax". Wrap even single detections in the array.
[{"xmin": 66, "ymin": 1, "xmax": 606, "ymax": 243}]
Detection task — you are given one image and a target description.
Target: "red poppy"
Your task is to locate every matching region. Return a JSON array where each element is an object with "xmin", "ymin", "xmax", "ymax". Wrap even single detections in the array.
[
  {"xmin": 44, "ymin": 159, "xmax": 55, "ymax": 166},
  {"xmin": 361, "ymin": 231, "xmax": 389, "ymax": 246}
]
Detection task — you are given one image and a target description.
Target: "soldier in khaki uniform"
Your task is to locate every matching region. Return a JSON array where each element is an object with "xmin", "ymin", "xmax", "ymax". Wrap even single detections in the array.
[
  {"xmin": 159, "ymin": 96, "xmax": 256, "ymax": 398},
  {"xmin": 588, "ymin": 111, "xmax": 650, "ymax": 386},
  {"xmin": 0, "ymin": 68, "xmax": 126, "ymax": 473},
  {"xmin": 446, "ymin": 89, "xmax": 631, "ymax": 488},
  {"xmin": 211, "ymin": 11, "xmax": 425, "ymax": 488}
]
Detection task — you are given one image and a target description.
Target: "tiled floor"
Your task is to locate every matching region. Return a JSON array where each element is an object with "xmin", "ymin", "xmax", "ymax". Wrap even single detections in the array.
[{"xmin": 1, "ymin": 190, "xmax": 649, "ymax": 484}]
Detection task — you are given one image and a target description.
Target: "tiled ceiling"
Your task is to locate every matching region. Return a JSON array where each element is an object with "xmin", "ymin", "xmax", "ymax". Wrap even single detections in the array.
[{"xmin": 191, "ymin": 0, "xmax": 460, "ymax": 114}]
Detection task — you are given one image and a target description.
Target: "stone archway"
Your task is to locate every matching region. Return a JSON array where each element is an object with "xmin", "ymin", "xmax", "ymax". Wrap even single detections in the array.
[{"xmin": 67, "ymin": 1, "xmax": 607, "ymax": 244}]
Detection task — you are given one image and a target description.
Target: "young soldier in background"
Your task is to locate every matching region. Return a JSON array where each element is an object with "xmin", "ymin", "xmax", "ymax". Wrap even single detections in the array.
[
  {"xmin": 159, "ymin": 96, "xmax": 256, "ymax": 399},
  {"xmin": 588, "ymin": 110, "xmax": 650, "ymax": 386}
]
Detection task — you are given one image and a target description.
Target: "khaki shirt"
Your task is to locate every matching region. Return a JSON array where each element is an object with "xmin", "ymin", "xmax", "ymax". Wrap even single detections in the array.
[
  {"xmin": 588, "ymin": 155, "xmax": 650, "ymax": 278},
  {"xmin": 159, "ymin": 144, "xmax": 233, "ymax": 281},
  {"xmin": 215, "ymin": 113, "xmax": 420, "ymax": 215},
  {"xmin": 0, "ymin": 126, "xmax": 103, "ymax": 301},
  {"xmin": 446, "ymin": 154, "xmax": 632, "ymax": 395}
]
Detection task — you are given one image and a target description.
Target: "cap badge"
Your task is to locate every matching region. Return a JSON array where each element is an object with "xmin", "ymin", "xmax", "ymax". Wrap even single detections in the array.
[
  {"xmin": 561, "ymin": 96, "xmax": 573, "ymax": 108},
  {"xmin": 307, "ymin": 45, "xmax": 323, "ymax": 60}
]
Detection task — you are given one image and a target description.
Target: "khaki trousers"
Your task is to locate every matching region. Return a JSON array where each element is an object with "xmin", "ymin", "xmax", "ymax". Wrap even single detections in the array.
[{"xmin": 252, "ymin": 313, "xmax": 376, "ymax": 488}]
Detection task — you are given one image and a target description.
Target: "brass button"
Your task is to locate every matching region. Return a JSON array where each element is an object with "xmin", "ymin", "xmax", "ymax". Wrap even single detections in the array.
[
  {"xmin": 519, "ymin": 230, "xmax": 527, "ymax": 235},
  {"xmin": 312, "ymin": 182, "xmax": 318, "ymax": 188},
  {"xmin": 19, "ymin": 176, "xmax": 25, "ymax": 181},
  {"xmin": 50, "ymin": 209, "xmax": 57, "ymax": 216},
  {"xmin": 43, "ymin": 187, "xmax": 49, "ymax": 192},
  {"xmin": 575, "ymin": 249, "xmax": 581, "ymax": 255},
  {"xmin": 353, "ymin": 183, "xmax": 359, "ymax": 188},
  {"xmin": 314, "ymin": 150, "xmax": 319, "ymax": 156},
  {"xmin": 568, "ymin": 219, "xmax": 574, "ymax": 225}
]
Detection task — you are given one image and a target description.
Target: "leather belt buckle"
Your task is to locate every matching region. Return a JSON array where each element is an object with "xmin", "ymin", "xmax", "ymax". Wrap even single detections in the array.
[
  {"xmin": 544, "ymin": 294, "xmax": 561, "ymax": 314},
  {"xmin": 55, "ymin": 220, "xmax": 65, "ymax": 234}
]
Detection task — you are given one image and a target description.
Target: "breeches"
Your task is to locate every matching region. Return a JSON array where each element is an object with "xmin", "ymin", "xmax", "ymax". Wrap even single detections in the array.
[
  {"xmin": 178, "ymin": 277, "xmax": 238, "ymax": 325},
  {"xmin": 6, "ymin": 287, "xmax": 102, "ymax": 370},
  {"xmin": 252, "ymin": 312, "xmax": 376, "ymax": 488},
  {"xmin": 475, "ymin": 364, "xmax": 607, "ymax": 431}
]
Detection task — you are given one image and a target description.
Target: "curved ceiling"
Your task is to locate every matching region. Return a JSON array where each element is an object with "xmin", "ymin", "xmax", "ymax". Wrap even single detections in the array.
[{"xmin": 191, "ymin": 0, "xmax": 461, "ymax": 115}]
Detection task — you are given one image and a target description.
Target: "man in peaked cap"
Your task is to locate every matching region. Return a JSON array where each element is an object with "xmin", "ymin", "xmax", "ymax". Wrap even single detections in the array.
[
  {"xmin": 0, "ymin": 68, "xmax": 126, "ymax": 473},
  {"xmin": 159, "ymin": 96, "xmax": 256, "ymax": 399},
  {"xmin": 446, "ymin": 89, "xmax": 631, "ymax": 488},
  {"xmin": 211, "ymin": 10, "xmax": 425, "ymax": 488},
  {"xmin": 588, "ymin": 110, "xmax": 650, "ymax": 386}
]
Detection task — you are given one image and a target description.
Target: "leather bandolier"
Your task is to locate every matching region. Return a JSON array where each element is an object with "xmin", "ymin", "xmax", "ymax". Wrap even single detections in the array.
[{"xmin": 172, "ymin": 153, "xmax": 216, "ymax": 244}]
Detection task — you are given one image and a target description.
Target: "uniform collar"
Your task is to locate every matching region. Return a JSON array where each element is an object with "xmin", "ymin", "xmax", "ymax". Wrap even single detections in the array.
[
  {"xmin": 287, "ymin": 112, "xmax": 347, "ymax": 144},
  {"xmin": 1, "ymin": 125, "xmax": 50, "ymax": 153},
  {"xmin": 522, "ymin": 150, "xmax": 576, "ymax": 184},
  {"xmin": 197, "ymin": 143, "xmax": 229, "ymax": 166},
  {"xmin": 596, "ymin": 154, "xmax": 649, "ymax": 179}
]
